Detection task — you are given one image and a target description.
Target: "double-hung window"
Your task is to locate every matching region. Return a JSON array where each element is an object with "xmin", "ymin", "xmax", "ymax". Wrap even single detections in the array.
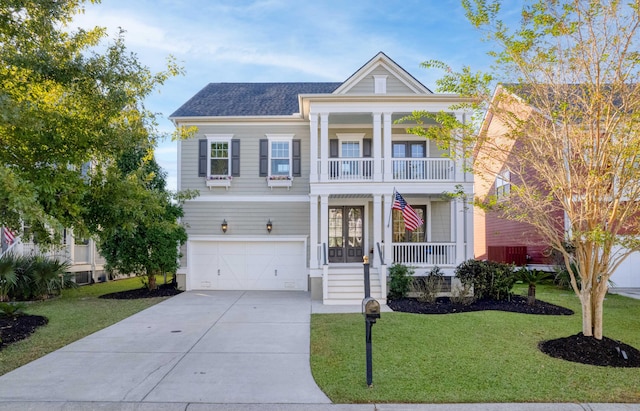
[
  {"xmin": 209, "ymin": 139, "xmax": 230, "ymax": 176},
  {"xmin": 260, "ymin": 135, "xmax": 301, "ymax": 187},
  {"xmin": 198, "ymin": 135, "xmax": 240, "ymax": 188},
  {"xmin": 270, "ymin": 139, "xmax": 291, "ymax": 177}
]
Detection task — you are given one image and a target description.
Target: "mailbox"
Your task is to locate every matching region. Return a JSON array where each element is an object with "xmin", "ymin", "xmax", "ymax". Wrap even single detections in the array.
[{"xmin": 362, "ymin": 297, "xmax": 381, "ymax": 320}]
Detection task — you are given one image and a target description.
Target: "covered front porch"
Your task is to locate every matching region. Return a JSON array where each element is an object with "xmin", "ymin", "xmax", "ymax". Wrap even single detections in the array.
[{"xmin": 308, "ymin": 191, "xmax": 473, "ymax": 305}]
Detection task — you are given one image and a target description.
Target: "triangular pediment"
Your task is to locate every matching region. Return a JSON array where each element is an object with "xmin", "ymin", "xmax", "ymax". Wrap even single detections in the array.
[{"xmin": 333, "ymin": 52, "xmax": 432, "ymax": 95}]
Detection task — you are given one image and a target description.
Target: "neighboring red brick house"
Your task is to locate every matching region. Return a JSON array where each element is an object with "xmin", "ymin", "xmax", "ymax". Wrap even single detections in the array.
[
  {"xmin": 474, "ymin": 86, "xmax": 567, "ymax": 268},
  {"xmin": 473, "ymin": 85, "xmax": 640, "ymax": 289}
]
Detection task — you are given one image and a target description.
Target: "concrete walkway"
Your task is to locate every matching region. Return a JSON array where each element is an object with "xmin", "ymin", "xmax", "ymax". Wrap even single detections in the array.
[{"xmin": 0, "ymin": 290, "xmax": 638, "ymax": 411}]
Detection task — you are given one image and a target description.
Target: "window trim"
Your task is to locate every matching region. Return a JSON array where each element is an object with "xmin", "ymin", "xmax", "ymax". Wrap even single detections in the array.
[
  {"xmin": 496, "ymin": 169, "xmax": 511, "ymax": 199},
  {"xmin": 205, "ymin": 134, "xmax": 233, "ymax": 188},
  {"xmin": 265, "ymin": 134, "xmax": 294, "ymax": 188}
]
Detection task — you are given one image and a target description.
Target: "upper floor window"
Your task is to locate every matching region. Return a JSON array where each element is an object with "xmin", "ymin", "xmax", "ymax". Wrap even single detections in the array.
[
  {"xmin": 260, "ymin": 135, "xmax": 301, "ymax": 185},
  {"xmin": 209, "ymin": 139, "xmax": 230, "ymax": 176},
  {"xmin": 198, "ymin": 135, "xmax": 240, "ymax": 187},
  {"xmin": 270, "ymin": 139, "xmax": 291, "ymax": 176},
  {"xmin": 496, "ymin": 169, "xmax": 511, "ymax": 199}
]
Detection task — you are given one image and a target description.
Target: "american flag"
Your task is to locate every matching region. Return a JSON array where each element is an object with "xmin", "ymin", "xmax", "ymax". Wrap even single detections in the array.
[
  {"xmin": 392, "ymin": 191, "xmax": 424, "ymax": 232},
  {"xmin": 3, "ymin": 227, "xmax": 15, "ymax": 245}
]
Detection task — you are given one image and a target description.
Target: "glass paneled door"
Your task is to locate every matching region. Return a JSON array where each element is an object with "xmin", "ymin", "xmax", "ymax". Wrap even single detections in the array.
[{"xmin": 328, "ymin": 206, "xmax": 364, "ymax": 263}]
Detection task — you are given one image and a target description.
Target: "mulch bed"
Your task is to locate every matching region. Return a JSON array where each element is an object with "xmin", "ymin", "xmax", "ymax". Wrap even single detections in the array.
[
  {"xmin": 389, "ymin": 296, "xmax": 640, "ymax": 368},
  {"xmin": 0, "ymin": 315, "xmax": 48, "ymax": 350},
  {"xmin": 0, "ymin": 284, "xmax": 182, "ymax": 350},
  {"xmin": 388, "ymin": 295, "xmax": 574, "ymax": 315},
  {"xmin": 98, "ymin": 284, "xmax": 183, "ymax": 300}
]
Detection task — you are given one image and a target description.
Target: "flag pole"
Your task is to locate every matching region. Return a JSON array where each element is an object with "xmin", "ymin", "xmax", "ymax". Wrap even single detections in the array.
[{"xmin": 386, "ymin": 188, "xmax": 396, "ymax": 228}]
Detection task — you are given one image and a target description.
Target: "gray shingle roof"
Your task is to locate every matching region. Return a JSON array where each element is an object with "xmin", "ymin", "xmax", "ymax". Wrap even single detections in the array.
[{"xmin": 170, "ymin": 82, "xmax": 342, "ymax": 117}]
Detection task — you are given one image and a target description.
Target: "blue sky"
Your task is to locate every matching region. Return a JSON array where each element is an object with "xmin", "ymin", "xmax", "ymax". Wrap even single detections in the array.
[{"xmin": 72, "ymin": 0, "xmax": 510, "ymax": 191}]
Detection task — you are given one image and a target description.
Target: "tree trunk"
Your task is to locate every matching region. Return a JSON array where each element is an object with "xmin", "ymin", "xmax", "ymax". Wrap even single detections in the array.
[
  {"xmin": 579, "ymin": 288, "xmax": 593, "ymax": 337},
  {"xmin": 527, "ymin": 284, "xmax": 536, "ymax": 306},
  {"xmin": 148, "ymin": 273, "xmax": 157, "ymax": 291},
  {"xmin": 592, "ymin": 283, "xmax": 607, "ymax": 340}
]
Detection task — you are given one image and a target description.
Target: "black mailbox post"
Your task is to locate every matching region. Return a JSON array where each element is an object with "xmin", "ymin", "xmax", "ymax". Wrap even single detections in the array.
[{"xmin": 362, "ymin": 256, "xmax": 379, "ymax": 387}]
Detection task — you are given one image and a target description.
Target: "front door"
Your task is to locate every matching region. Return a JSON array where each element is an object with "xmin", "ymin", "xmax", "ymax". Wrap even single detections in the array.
[{"xmin": 328, "ymin": 206, "xmax": 364, "ymax": 263}]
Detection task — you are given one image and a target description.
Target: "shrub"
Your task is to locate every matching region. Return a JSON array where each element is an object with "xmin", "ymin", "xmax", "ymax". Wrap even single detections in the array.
[
  {"xmin": 1, "ymin": 254, "xmax": 75, "ymax": 301},
  {"xmin": 0, "ymin": 302, "xmax": 27, "ymax": 319},
  {"xmin": 449, "ymin": 282, "xmax": 474, "ymax": 305},
  {"xmin": 411, "ymin": 266, "xmax": 444, "ymax": 303},
  {"xmin": 517, "ymin": 267, "xmax": 552, "ymax": 305},
  {"xmin": 455, "ymin": 259, "xmax": 516, "ymax": 301},
  {"xmin": 388, "ymin": 263, "xmax": 414, "ymax": 300}
]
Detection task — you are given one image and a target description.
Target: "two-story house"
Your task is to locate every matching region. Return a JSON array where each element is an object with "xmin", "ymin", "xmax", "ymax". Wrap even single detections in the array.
[{"xmin": 170, "ymin": 52, "xmax": 475, "ymax": 304}]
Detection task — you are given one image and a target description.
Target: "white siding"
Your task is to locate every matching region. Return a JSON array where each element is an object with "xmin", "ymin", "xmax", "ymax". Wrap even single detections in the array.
[{"xmin": 431, "ymin": 201, "xmax": 451, "ymax": 242}]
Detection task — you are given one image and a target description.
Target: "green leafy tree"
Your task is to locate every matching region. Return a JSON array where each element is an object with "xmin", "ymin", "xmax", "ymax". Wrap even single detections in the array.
[
  {"xmin": 88, "ymin": 148, "xmax": 190, "ymax": 290},
  {"xmin": 0, "ymin": 0, "xmax": 181, "ymax": 242},
  {"xmin": 406, "ymin": 0, "xmax": 640, "ymax": 340}
]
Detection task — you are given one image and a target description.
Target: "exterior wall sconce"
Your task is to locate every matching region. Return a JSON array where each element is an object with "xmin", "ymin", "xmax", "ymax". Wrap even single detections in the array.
[
  {"xmin": 221, "ymin": 219, "xmax": 228, "ymax": 233},
  {"xmin": 266, "ymin": 219, "xmax": 273, "ymax": 233}
]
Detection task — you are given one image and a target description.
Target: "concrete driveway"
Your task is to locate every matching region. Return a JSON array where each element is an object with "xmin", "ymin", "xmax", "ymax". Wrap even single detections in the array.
[{"xmin": 0, "ymin": 290, "xmax": 331, "ymax": 406}]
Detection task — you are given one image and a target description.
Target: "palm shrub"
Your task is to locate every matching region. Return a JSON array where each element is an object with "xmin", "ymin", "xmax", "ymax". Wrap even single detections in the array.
[
  {"xmin": 388, "ymin": 263, "xmax": 414, "ymax": 300},
  {"xmin": 29, "ymin": 256, "xmax": 74, "ymax": 299},
  {"xmin": 0, "ymin": 254, "xmax": 17, "ymax": 302},
  {"xmin": 455, "ymin": 259, "xmax": 516, "ymax": 301},
  {"xmin": 516, "ymin": 268, "xmax": 552, "ymax": 305}
]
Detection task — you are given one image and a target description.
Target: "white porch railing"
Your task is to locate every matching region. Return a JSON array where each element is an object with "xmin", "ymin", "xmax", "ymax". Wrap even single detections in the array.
[
  {"xmin": 327, "ymin": 158, "xmax": 373, "ymax": 181},
  {"xmin": 392, "ymin": 158, "xmax": 453, "ymax": 181},
  {"xmin": 392, "ymin": 243, "xmax": 456, "ymax": 266},
  {"xmin": 317, "ymin": 158, "xmax": 454, "ymax": 182}
]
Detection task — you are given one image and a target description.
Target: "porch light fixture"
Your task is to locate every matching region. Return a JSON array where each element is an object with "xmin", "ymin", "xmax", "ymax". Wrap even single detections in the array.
[
  {"xmin": 266, "ymin": 219, "xmax": 273, "ymax": 233},
  {"xmin": 221, "ymin": 219, "xmax": 228, "ymax": 233}
]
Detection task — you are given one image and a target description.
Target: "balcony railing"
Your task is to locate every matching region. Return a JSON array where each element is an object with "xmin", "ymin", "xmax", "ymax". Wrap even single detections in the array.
[
  {"xmin": 392, "ymin": 158, "xmax": 453, "ymax": 181},
  {"xmin": 392, "ymin": 242, "xmax": 456, "ymax": 266},
  {"xmin": 318, "ymin": 158, "xmax": 454, "ymax": 182},
  {"xmin": 328, "ymin": 158, "xmax": 373, "ymax": 181}
]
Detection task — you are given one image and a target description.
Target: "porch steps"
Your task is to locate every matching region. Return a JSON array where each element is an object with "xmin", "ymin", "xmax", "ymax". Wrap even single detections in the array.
[{"xmin": 324, "ymin": 268, "xmax": 387, "ymax": 305}]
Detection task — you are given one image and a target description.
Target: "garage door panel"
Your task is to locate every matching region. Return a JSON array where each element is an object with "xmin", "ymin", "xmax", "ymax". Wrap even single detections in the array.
[{"xmin": 188, "ymin": 240, "xmax": 306, "ymax": 291}]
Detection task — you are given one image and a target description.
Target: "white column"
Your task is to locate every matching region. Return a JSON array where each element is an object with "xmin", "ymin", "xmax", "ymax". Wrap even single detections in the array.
[
  {"xmin": 309, "ymin": 113, "xmax": 318, "ymax": 183},
  {"xmin": 455, "ymin": 199, "xmax": 465, "ymax": 264},
  {"xmin": 454, "ymin": 113, "xmax": 466, "ymax": 182},
  {"xmin": 320, "ymin": 113, "xmax": 329, "ymax": 182},
  {"xmin": 372, "ymin": 112, "xmax": 382, "ymax": 182},
  {"xmin": 383, "ymin": 112, "xmax": 393, "ymax": 181},
  {"xmin": 383, "ymin": 193, "xmax": 393, "ymax": 265},
  {"xmin": 373, "ymin": 195, "xmax": 382, "ymax": 267},
  {"xmin": 465, "ymin": 194, "xmax": 474, "ymax": 260},
  {"xmin": 320, "ymin": 195, "xmax": 329, "ymax": 265},
  {"xmin": 310, "ymin": 195, "xmax": 319, "ymax": 268}
]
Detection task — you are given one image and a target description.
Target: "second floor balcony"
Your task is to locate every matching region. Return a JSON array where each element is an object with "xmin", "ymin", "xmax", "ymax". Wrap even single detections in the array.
[{"xmin": 318, "ymin": 157, "xmax": 455, "ymax": 182}]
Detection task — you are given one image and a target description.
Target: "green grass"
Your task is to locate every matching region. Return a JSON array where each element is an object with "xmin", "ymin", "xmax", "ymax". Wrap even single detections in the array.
[
  {"xmin": 311, "ymin": 284, "xmax": 640, "ymax": 403},
  {"xmin": 0, "ymin": 276, "xmax": 173, "ymax": 376}
]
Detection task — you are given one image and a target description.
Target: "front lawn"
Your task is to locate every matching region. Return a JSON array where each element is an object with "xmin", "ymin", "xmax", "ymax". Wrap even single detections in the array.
[
  {"xmin": 0, "ymin": 276, "xmax": 172, "ymax": 376},
  {"xmin": 310, "ymin": 284, "xmax": 640, "ymax": 403}
]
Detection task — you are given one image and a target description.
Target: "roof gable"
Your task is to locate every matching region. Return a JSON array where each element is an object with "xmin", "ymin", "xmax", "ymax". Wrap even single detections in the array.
[{"xmin": 332, "ymin": 52, "xmax": 432, "ymax": 95}]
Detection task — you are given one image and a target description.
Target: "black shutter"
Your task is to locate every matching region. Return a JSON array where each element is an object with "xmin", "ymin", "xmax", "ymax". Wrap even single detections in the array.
[
  {"xmin": 198, "ymin": 139, "xmax": 207, "ymax": 177},
  {"xmin": 329, "ymin": 139, "xmax": 339, "ymax": 158},
  {"xmin": 363, "ymin": 138, "xmax": 372, "ymax": 157},
  {"xmin": 292, "ymin": 139, "xmax": 301, "ymax": 177},
  {"xmin": 259, "ymin": 139, "xmax": 268, "ymax": 177},
  {"xmin": 231, "ymin": 139, "xmax": 240, "ymax": 176}
]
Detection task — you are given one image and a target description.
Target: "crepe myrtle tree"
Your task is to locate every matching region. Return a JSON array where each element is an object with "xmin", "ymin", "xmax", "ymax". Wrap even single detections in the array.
[
  {"xmin": 0, "ymin": 0, "xmax": 181, "ymax": 243},
  {"xmin": 87, "ymin": 148, "xmax": 192, "ymax": 290},
  {"xmin": 405, "ymin": 0, "xmax": 640, "ymax": 340}
]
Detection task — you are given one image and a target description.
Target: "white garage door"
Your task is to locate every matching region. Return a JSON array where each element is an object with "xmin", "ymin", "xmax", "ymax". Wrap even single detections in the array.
[{"xmin": 188, "ymin": 240, "xmax": 307, "ymax": 291}]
